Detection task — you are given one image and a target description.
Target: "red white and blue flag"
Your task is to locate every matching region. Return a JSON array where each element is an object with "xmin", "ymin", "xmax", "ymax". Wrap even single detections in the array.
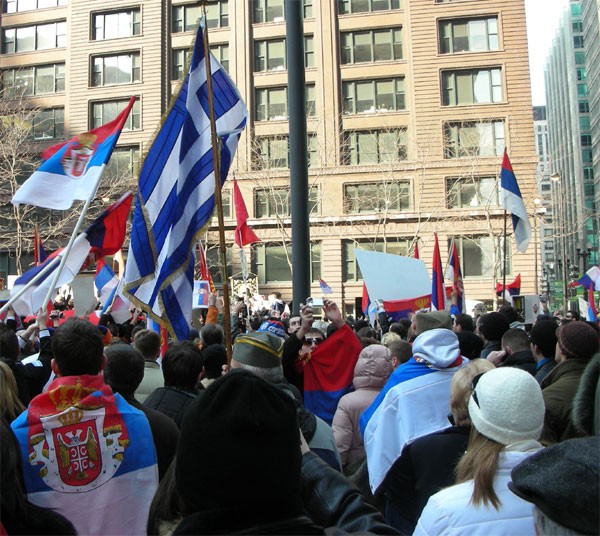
[
  {"xmin": 577, "ymin": 266, "xmax": 600, "ymax": 291},
  {"xmin": 500, "ymin": 150, "xmax": 531, "ymax": 253},
  {"xmin": 95, "ymin": 258, "xmax": 119, "ymax": 309},
  {"xmin": 495, "ymin": 273, "xmax": 522, "ymax": 302},
  {"xmin": 10, "ymin": 193, "xmax": 132, "ymax": 316},
  {"xmin": 12, "ymin": 97, "xmax": 136, "ymax": 210},
  {"xmin": 445, "ymin": 241, "xmax": 465, "ymax": 313},
  {"xmin": 431, "ymin": 233, "xmax": 445, "ymax": 311},
  {"xmin": 319, "ymin": 278, "xmax": 333, "ymax": 295}
]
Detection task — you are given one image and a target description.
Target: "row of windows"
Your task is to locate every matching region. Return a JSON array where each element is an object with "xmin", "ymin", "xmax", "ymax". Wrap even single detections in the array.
[
  {"xmin": 2, "ymin": 21, "xmax": 66, "ymax": 54},
  {"xmin": 216, "ymin": 236, "xmax": 511, "ymax": 284},
  {"xmin": 3, "ymin": 0, "xmax": 65, "ymax": 13}
]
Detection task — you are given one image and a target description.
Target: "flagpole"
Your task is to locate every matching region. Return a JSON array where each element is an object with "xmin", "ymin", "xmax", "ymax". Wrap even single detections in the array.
[
  {"xmin": 502, "ymin": 209, "xmax": 508, "ymax": 305},
  {"xmin": 201, "ymin": 11, "xmax": 233, "ymax": 363}
]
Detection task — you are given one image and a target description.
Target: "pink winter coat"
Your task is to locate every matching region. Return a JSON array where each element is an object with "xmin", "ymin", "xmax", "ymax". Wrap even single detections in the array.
[{"xmin": 332, "ymin": 344, "xmax": 393, "ymax": 469}]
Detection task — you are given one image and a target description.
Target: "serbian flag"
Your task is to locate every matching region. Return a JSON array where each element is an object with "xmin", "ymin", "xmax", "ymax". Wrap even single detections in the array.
[
  {"xmin": 362, "ymin": 283, "xmax": 370, "ymax": 315},
  {"xmin": 33, "ymin": 225, "xmax": 47, "ymax": 266},
  {"xmin": 12, "ymin": 97, "xmax": 136, "ymax": 210},
  {"xmin": 95, "ymin": 259, "xmax": 119, "ymax": 309},
  {"xmin": 496, "ymin": 274, "xmax": 521, "ymax": 302},
  {"xmin": 383, "ymin": 294, "xmax": 432, "ymax": 321},
  {"xmin": 431, "ymin": 233, "xmax": 445, "ymax": 311},
  {"xmin": 10, "ymin": 193, "xmax": 132, "ymax": 316},
  {"xmin": 233, "ymin": 177, "xmax": 260, "ymax": 247},
  {"xmin": 445, "ymin": 241, "xmax": 465, "ymax": 313},
  {"xmin": 196, "ymin": 240, "xmax": 215, "ymax": 293},
  {"xmin": 303, "ymin": 323, "xmax": 362, "ymax": 425},
  {"xmin": 319, "ymin": 278, "xmax": 333, "ymax": 295},
  {"xmin": 578, "ymin": 266, "xmax": 600, "ymax": 291},
  {"xmin": 588, "ymin": 286, "xmax": 598, "ymax": 322},
  {"xmin": 500, "ymin": 150, "xmax": 531, "ymax": 253}
]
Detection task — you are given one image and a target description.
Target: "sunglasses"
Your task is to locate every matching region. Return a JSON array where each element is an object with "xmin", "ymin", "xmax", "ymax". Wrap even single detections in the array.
[
  {"xmin": 471, "ymin": 372, "xmax": 485, "ymax": 408},
  {"xmin": 303, "ymin": 337, "xmax": 324, "ymax": 346}
]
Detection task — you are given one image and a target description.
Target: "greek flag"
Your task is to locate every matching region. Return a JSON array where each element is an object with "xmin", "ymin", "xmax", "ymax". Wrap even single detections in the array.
[{"xmin": 123, "ymin": 21, "xmax": 247, "ymax": 340}]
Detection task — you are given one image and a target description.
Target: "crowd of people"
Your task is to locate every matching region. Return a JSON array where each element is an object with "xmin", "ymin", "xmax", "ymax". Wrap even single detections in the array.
[{"xmin": 0, "ymin": 291, "xmax": 598, "ymax": 535}]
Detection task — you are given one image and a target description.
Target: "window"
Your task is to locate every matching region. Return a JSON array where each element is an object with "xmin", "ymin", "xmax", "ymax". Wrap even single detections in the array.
[
  {"xmin": 344, "ymin": 182, "xmax": 410, "ymax": 214},
  {"xmin": 31, "ymin": 108, "xmax": 64, "ymax": 140},
  {"xmin": 442, "ymin": 68, "xmax": 502, "ymax": 106},
  {"xmin": 339, "ymin": 0, "xmax": 401, "ymax": 14},
  {"xmin": 3, "ymin": 0, "xmax": 66, "ymax": 13},
  {"xmin": 308, "ymin": 134, "xmax": 318, "ymax": 167},
  {"xmin": 205, "ymin": 245, "xmax": 234, "ymax": 285},
  {"xmin": 172, "ymin": 49, "xmax": 187, "ymax": 81},
  {"xmin": 252, "ymin": 0, "xmax": 313, "ymax": 23},
  {"xmin": 343, "ymin": 78, "xmax": 405, "ymax": 114},
  {"xmin": 172, "ymin": 4, "xmax": 201, "ymax": 32},
  {"xmin": 255, "ymin": 84, "xmax": 315, "ymax": 121},
  {"xmin": 252, "ymin": 242, "xmax": 321, "ymax": 284},
  {"xmin": 577, "ymin": 67, "xmax": 587, "ymax": 81},
  {"xmin": 584, "ymin": 167, "xmax": 594, "ymax": 181},
  {"xmin": 254, "ymin": 187, "xmax": 319, "ymax": 218},
  {"xmin": 579, "ymin": 101, "xmax": 590, "ymax": 113},
  {"xmin": 573, "ymin": 35, "xmax": 584, "ymax": 48},
  {"xmin": 305, "ymin": 36, "xmax": 315, "ymax": 68},
  {"xmin": 2, "ymin": 64, "xmax": 64, "ymax": 97},
  {"xmin": 105, "ymin": 146, "xmax": 139, "ymax": 180},
  {"xmin": 210, "ymin": 43, "xmax": 229, "ymax": 73},
  {"xmin": 452, "ymin": 236, "xmax": 511, "ymax": 277},
  {"xmin": 446, "ymin": 176, "xmax": 498, "ymax": 208},
  {"xmin": 255, "ymin": 39, "xmax": 286, "ymax": 71},
  {"xmin": 2, "ymin": 21, "xmax": 66, "ymax": 53},
  {"xmin": 92, "ymin": 53, "xmax": 141, "ymax": 86},
  {"xmin": 344, "ymin": 129, "xmax": 408, "ymax": 165},
  {"xmin": 444, "ymin": 120, "xmax": 505, "ymax": 158},
  {"xmin": 578, "ymin": 83, "xmax": 588, "ymax": 97},
  {"xmin": 254, "ymin": 136, "xmax": 289, "ymax": 169},
  {"xmin": 439, "ymin": 17, "xmax": 499, "ymax": 54},
  {"xmin": 581, "ymin": 134, "xmax": 592, "ymax": 146},
  {"xmin": 341, "ymin": 28, "xmax": 403, "ymax": 64},
  {"xmin": 206, "ymin": 0, "xmax": 228, "ymax": 29},
  {"xmin": 91, "ymin": 99, "xmax": 141, "ymax": 130},
  {"xmin": 92, "ymin": 9, "xmax": 141, "ymax": 40},
  {"xmin": 343, "ymin": 239, "xmax": 409, "ymax": 281}
]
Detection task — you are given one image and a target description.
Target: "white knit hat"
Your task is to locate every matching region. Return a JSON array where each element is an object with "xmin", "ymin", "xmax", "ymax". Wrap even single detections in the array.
[{"xmin": 468, "ymin": 367, "xmax": 545, "ymax": 445}]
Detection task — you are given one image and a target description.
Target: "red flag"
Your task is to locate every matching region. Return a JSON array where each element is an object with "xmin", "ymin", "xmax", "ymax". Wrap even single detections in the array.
[
  {"xmin": 431, "ymin": 234, "xmax": 445, "ymax": 311},
  {"xmin": 413, "ymin": 242, "xmax": 420, "ymax": 260},
  {"xmin": 495, "ymin": 274, "xmax": 521, "ymax": 296},
  {"xmin": 362, "ymin": 283, "xmax": 370, "ymax": 315},
  {"xmin": 86, "ymin": 192, "xmax": 133, "ymax": 261},
  {"xmin": 233, "ymin": 178, "xmax": 260, "ymax": 247}
]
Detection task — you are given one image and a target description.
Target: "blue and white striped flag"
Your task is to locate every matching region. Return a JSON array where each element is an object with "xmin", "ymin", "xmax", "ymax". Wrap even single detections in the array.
[
  {"xmin": 123, "ymin": 21, "xmax": 247, "ymax": 340},
  {"xmin": 500, "ymin": 149, "xmax": 531, "ymax": 253}
]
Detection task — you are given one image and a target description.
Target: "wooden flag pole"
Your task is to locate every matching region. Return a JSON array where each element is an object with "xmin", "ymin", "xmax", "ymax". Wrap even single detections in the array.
[{"xmin": 201, "ymin": 8, "xmax": 233, "ymax": 363}]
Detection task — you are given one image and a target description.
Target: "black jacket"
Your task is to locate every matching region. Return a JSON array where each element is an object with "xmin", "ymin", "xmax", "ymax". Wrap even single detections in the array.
[
  {"xmin": 499, "ymin": 349, "xmax": 537, "ymax": 376},
  {"xmin": 282, "ymin": 334, "xmax": 305, "ymax": 394},
  {"xmin": 173, "ymin": 452, "xmax": 398, "ymax": 535},
  {"xmin": 144, "ymin": 386, "xmax": 204, "ymax": 428}
]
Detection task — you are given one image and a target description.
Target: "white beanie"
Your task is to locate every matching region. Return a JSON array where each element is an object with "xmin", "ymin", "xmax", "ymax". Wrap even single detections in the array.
[{"xmin": 468, "ymin": 367, "xmax": 545, "ymax": 445}]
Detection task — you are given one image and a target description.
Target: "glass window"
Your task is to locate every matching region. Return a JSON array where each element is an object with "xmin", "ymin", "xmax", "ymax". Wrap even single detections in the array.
[
  {"xmin": 172, "ymin": 49, "xmax": 187, "ymax": 81},
  {"xmin": 254, "ymin": 136, "xmax": 289, "ymax": 169},
  {"xmin": 343, "ymin": 239, "xmax": 409, "ymax": 281},
  {"xmin": 452, "ymin": 236, "xmax": 511, "ymax": 277},
  {"xmin": 31, "ymin": 108, "xmax": 64, "ymax": 140},
  {"xmin": 344, "ymin": 182, "xmax": 410, "ymax": 213},
  {"xmin": 344, "ymin": 129, "xmax": 408, "ymax": 164},
  {"xmin": 254, "ymin": 38, "xmax": 286, "ymax": 72},
  {"xmin": 339, "ymin": 0, "xmax": 401, "ymax": 14},
  {"xmin": 105, "ymin": 146, "xmax": 140, "ymax": 181},
  {"xmin": 442, "ymin": 68, "xmax": 502, "ymax": 106},
  {"xmin": 2, "ymin": 21, "xmax": 66, "ymax": 53},
  {"xmin": 579, "ymin": 101, "xmax": 590, "ymax": 113},
  {"xmin": 206, "ymin": 0, "xmax": 229, "ymax": 29},
  {"xmin": 205, "ymin": 245, "xmax": 234, "ymax": 285},
  {"xmin": 172, "ymin": 4, "xmax": 201, "ymax": 32},
  {"xmin": 343, "ymin": 78, "xmax": 405, "ymax": 114},
  {"xmin": 573, "ymin": 35, "xmax": 584, "ymax": 48},
  {"xmin": 91, "ymin": 99, "xmax": 141, "ymax": 131},
  {"xmin": 255, "ymin": 84, "xmax": 315, "ymax": 121},
  {"xmin": 252, "ymin": 0, "xmax": 313, "ymax": 23},
  {"xmin": 252, "ymin": 242, "xmax": 321, "ymax": 284},
  {"xmin": 439, "ymin": 17, "xmax": 499, "ymax": 54},
  {"xmin": 254, "ymin": 187, "xmax": 318, "ymax": 218},
  {"xmin": 444, "ymin": 120, "xmax": 505, "ymax": 158},
  {"xmin": 446, "ymin": 176, "xmax": 499, "ymax": 208},
  {"xmin": 2, "ymin": 64, "xmax": 64, "ymax": 97},
  {"xmin": 305, "ymin": 36, "xmax": 315, "ymax": 68},
  {"xmin": 210, "ymin": 43, "xmax": 229, "ymax": 73},
  {"xmin": 341, "ymin": 28, "xmax": 403, "ymax": 64},
  {"xmin": 92, "ymin": 9, "xmax": 141, "ymax": 40},
  {"xmin": 92, "ymin": 53, "xmax": 141, "ymax": 86},
  {"xmin": 3, "ymin": 0, "xmax": 66, "ymax": 12}
]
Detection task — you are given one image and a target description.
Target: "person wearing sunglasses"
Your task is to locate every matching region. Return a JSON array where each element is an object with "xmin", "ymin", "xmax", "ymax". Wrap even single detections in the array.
[{"xmin": 414, "ymin": 367, "xmax": 545, "ymax": 536}]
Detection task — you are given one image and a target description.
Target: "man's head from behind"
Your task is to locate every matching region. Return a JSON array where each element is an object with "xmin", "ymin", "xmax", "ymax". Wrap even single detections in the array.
[
  {"xmin": 200, "ymin": 323, "xmax": 224, "ymax": 347},
  {"xmin": 529, "ymin": 319, "xmax": 558, "ymax": 359},
  {"xmin": 132, "ymin": 329, "xmax": 161, "ymax": 361},
  {"xmin": 453, "ymin": 313, "xmax": 474, "ymax": 333},
  {"xmin": 231, "ymin": 331, "xmax": 285, "ymax": 384},
  {"xmin": 103, "ymin": 344, "xmax": 145, "ymax": 397},
  {"xmin": 501, "ymin": 328, "xmax": 530, "ymax": 354},
  {"xmin": 51, "ymin": 318, "xmax": 104, "ymax": 377},
  {"xmin": 0, "ymin": 325, "xmax": 19, "ymax": 360},
  {"xmin": 162, "ymin": 341, "xmax": 205, "ymax": 391},
  {"xmin": 476, "ymin": 312, "xmax": 510, "ymax": 343}
]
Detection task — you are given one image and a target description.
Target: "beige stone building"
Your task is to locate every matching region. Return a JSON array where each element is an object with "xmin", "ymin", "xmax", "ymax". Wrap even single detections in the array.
[{"xmin": 1, "ymin": 0, "xmax": 540, "ymax": 314}]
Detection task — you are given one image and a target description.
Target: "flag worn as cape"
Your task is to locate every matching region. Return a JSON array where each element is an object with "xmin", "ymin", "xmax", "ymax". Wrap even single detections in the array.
[
  {"xmin": 303, "ymin": 323, "xmax": 362, "ymax": 425},
  {"xmin": 233, "ymin": 177, "xmax": 260, "ymax": 247},
  {"xmin": 12, "ymin": 98, "xmax": 136, "ymax": 210},
  {"xmin": 431, "ymin": 233, "xmax": 445, "ymax": 311},
  {"xmin": 11, "ymin": 374, "xmax": 158, "ymax": 536},
  {"xmin": 123, "ymin": 20, "xmax": 247, "ymax": 340},
  {"xmin": 500, "ymin": 150, "xmax": 531, "ymax": 253}
]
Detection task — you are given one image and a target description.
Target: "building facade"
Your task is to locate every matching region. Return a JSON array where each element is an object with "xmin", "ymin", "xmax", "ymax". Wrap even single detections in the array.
[{"xmin": 0, "ymin": 0, "xmax": 540, "ymax": 314}]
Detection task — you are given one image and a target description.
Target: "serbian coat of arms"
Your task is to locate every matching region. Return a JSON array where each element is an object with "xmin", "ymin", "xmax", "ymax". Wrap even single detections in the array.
[{"xmin": 29, "ymin": 405, "xmax": 127, "ymax": 493}]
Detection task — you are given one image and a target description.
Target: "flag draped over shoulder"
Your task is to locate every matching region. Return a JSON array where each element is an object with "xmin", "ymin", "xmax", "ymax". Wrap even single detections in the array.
[
  {"xmin": 431, "ymin": 234, "xmax": 445, "ymax": 311},
  {"xmin": 124, "ymin": 21, "xmax": 247, "ymax": 340},
  {"xmin": 10, "ymin": 193, "xmax": 132, "ymax": 316},
  {"xmin": 12, "ymin": 98, "xmax": 136, "ymax": 210},
  {"xmin": 500, "ymin": 150, "xmax": 531, "ymax": 253},
  {"xmin": 233, "ymin": 177, "xmax": 260, "ymax": 247}
]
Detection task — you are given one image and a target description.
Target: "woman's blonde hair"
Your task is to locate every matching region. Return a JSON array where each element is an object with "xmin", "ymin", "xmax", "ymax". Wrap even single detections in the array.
[
  {"xmin": 449, "ymin": 359, "xmax": 494, "ymax": 427},
  {"xmin": 455, "ymin": 426, "xmax": 505, "ymax": 509},
  {"xmin": 0, "ymin": 360, "xmax": 25, "ymax": 423}
]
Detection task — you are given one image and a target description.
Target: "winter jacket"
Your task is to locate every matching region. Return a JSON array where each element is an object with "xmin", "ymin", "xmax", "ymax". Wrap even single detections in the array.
[
  {"xmin": 383, "ymin": 425, "xmax": 470, "ymax": 534},
  {"xmin": 572, "ymin": 353, "xmax": 600, "ymax": 435},
  {"xmin": 144, "ymin": 386, "xmax": 204, "ymax": 428},
  {"xmin": 534, "ymin": 357, "xmax": 557, "ymax": 384},
  {"xmin": 332, "ymin": 345, "xmax": 393, "ymax": 469},
  {"xmin": 173, "ymin": 452, "xmax": 399, "ymax": 535},
  {"xmin": 541, "ymin": 358, "xmax": 589, "ymax": 444},
  {"xmin": 498, "ymin": 349, "xmax": 536, "ymax": 376},
  {"xmin": 414, "ymin": 445, "xmax": 542, "ymax": 536},
  {"xmin": 480, "ymin": 340, "xmax": 501, "ymax": 359},
  {"xmin": 135, "ymin": 361, "xmax": 164, "ymax": 403}
]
